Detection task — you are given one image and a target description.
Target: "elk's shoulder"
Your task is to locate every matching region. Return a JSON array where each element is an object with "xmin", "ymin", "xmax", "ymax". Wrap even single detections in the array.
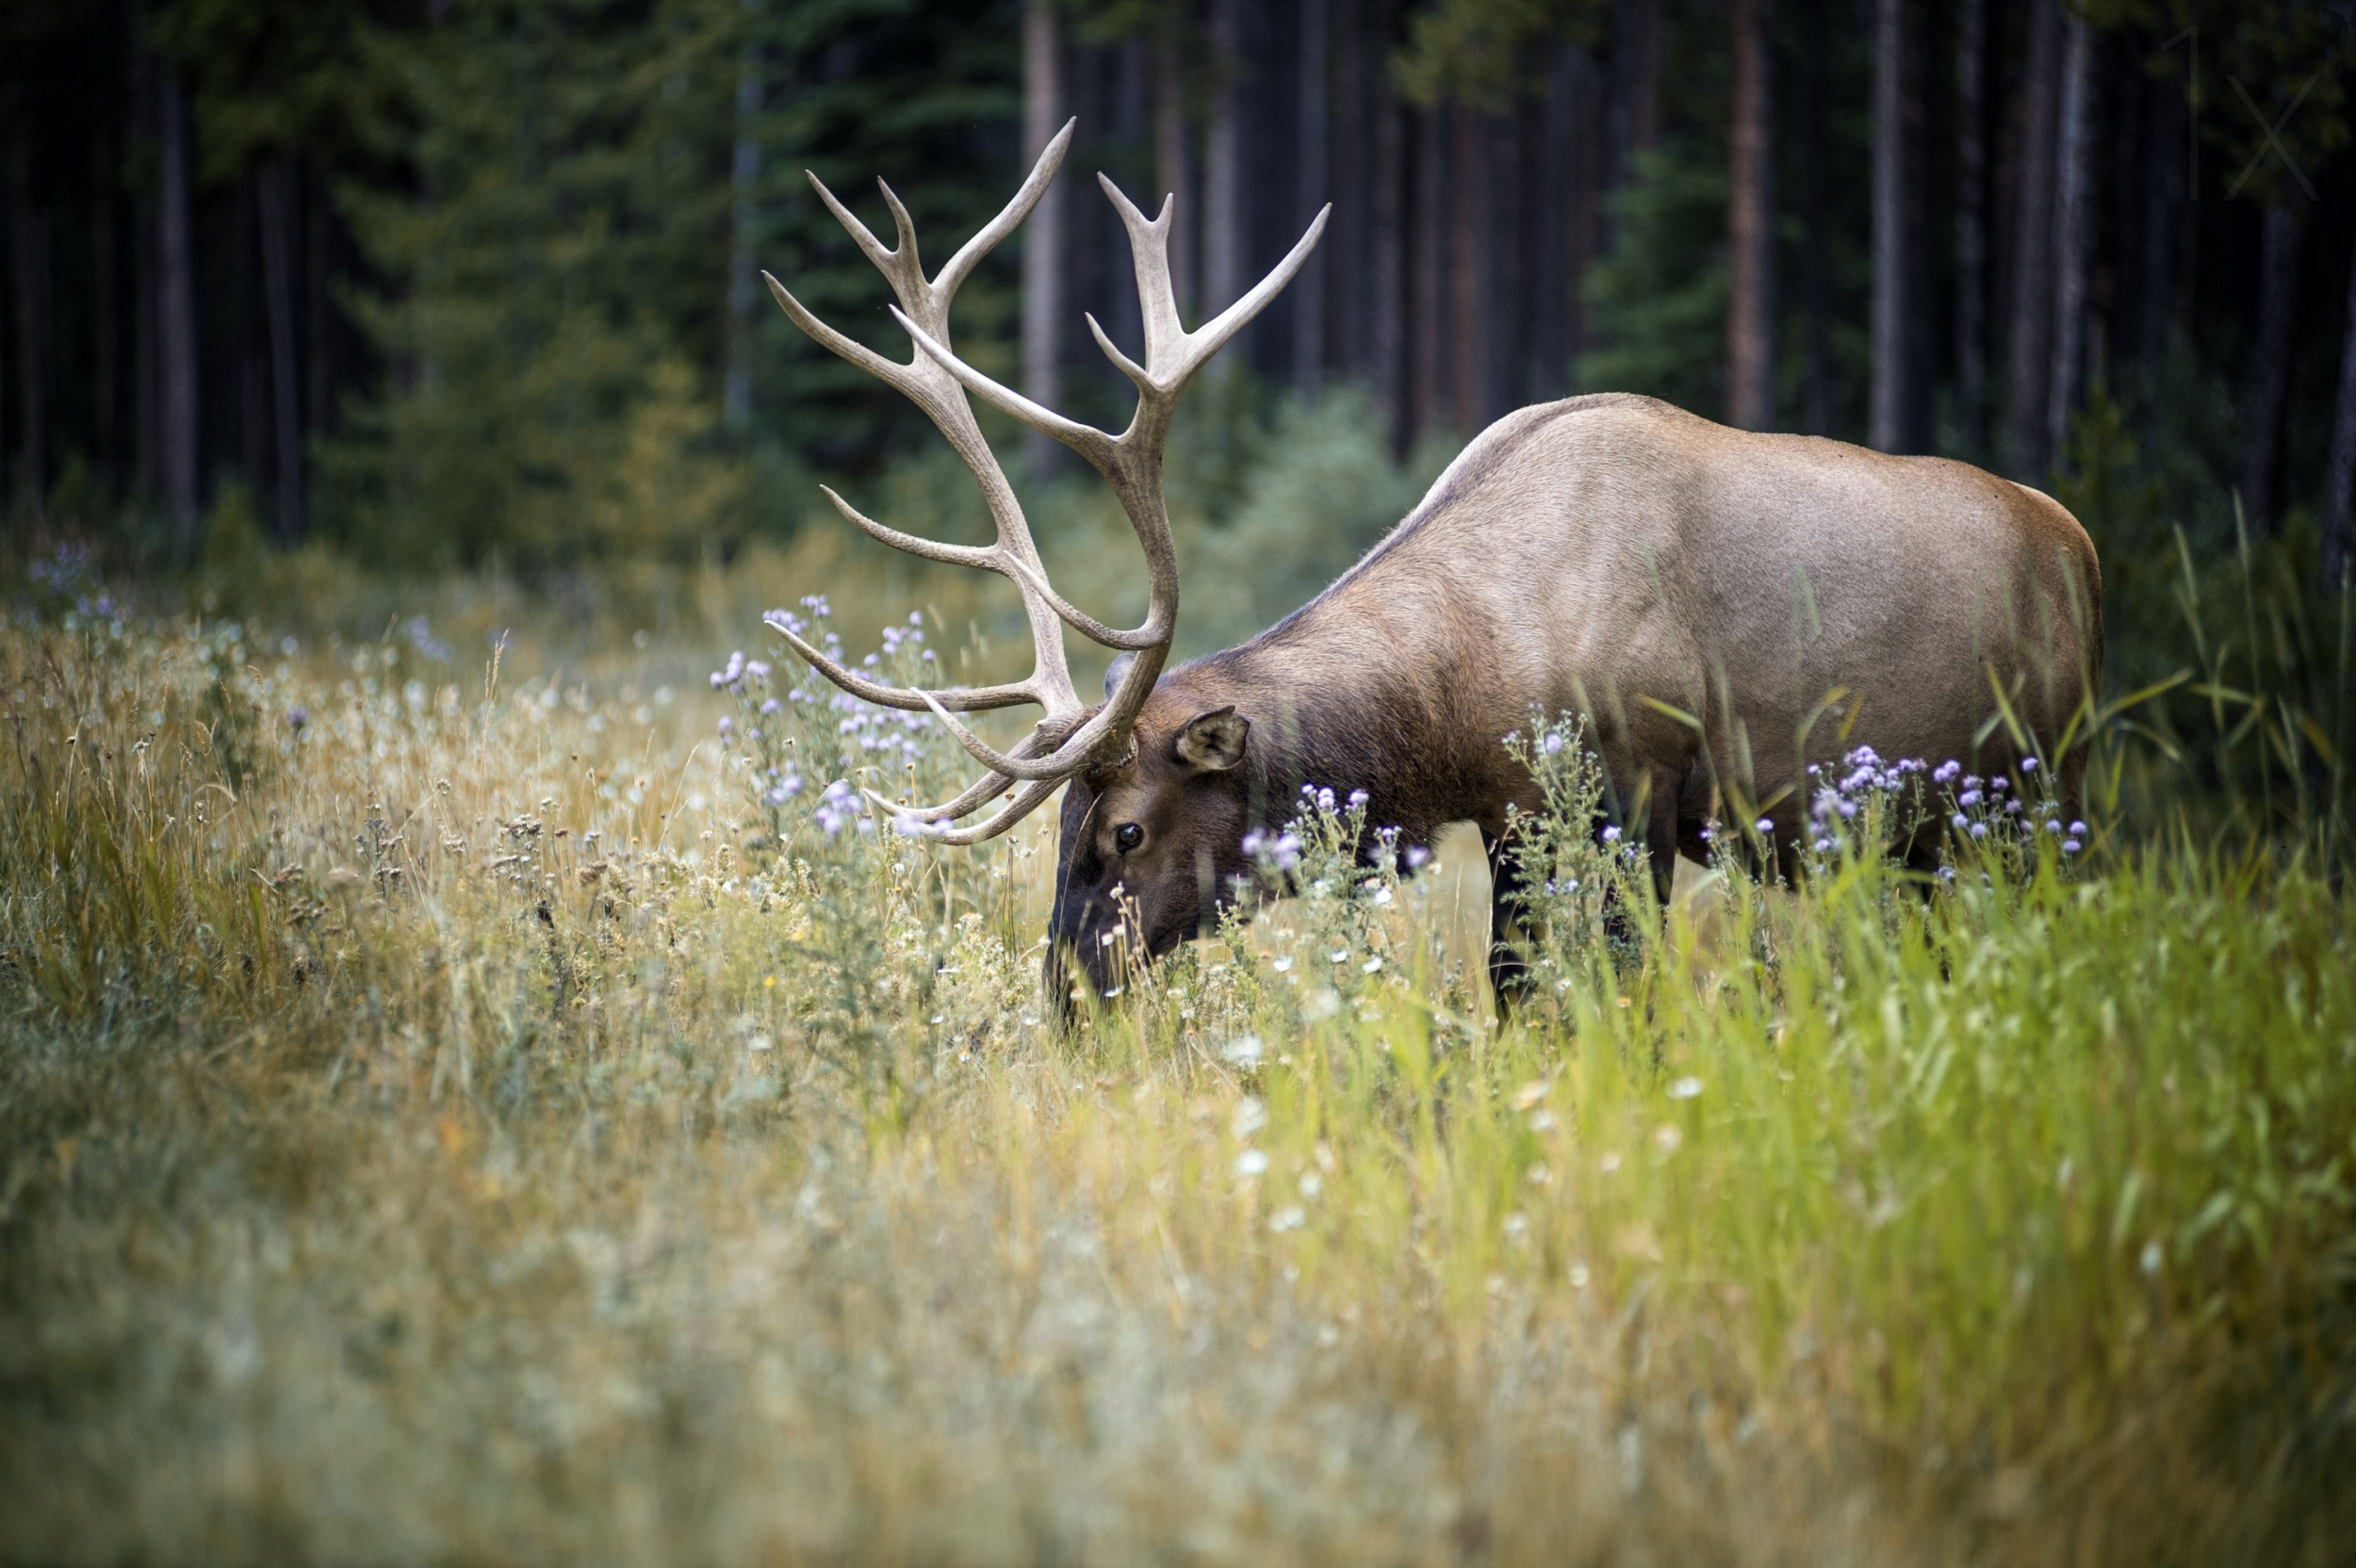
[{"xmin": 1409, "ymin": 394, "xmax": 1697, "ymax": 514}]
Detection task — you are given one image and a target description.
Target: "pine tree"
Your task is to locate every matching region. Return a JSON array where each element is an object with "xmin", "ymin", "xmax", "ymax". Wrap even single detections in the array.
[{"xmin": 318, "ymin": 0, "xmax": 1023, "ymax": 567}]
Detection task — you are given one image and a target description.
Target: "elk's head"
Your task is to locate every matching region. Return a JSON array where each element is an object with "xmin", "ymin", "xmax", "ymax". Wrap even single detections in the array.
[
  {"xmin": 1043, "ymin": 672, "xmax": 1263, "ymax": 1004},
  {"xmin": 761, "ymin": 123, "xmax": 1325, "ymax": 1014}
]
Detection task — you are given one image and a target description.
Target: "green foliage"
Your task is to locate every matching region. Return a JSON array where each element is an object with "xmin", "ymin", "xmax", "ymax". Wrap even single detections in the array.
[
  {"xmin": 1578, "ymin": 142, "xmax": 1730, "ymax": 413},
  {"xmin": 2059, "ymin": 384, "xmax": 2170, "ymax": 666},
  {"xmin": 2087, "ymin": 0, "xmax": 2356, "ymax": 210},
  {"xmin": 745, "ymin": 0, "xmax": 1025, "ymax": 459},
  {"xmin": 1394, "ymin": 0, "xmax": 1606, "ymax": 108},
  {"xmin": 154, "ymin": 0, "xmax": 381, "ymax": 172},
  {"xmin": 196, "ymin": 482, "xmax": 271, "ymax": 615},
  {"xmin": 1168, "ymin": 388, "xmax": 1459, "ymax": 656},
  {"xmin": 1499, "ymin": 713, "xmax": 1655, "ymax": 982},
  {"xmin": 2058, "ymin": 373, "xmax": 2354, "ymax": 858},
  {"xmin": 1573, "ymin": 0, "xmax": 1875, "ymax": 441},
  {"xmin": 312, "ymin": 0, "xmax": 1022, "ymax": 569},
  {"xmin": 319, "ymin": 0, "xmax": 738, "ymax": 566},
  {"xmin": 794, "ymin": 384, "xmax": 1457, "ymax": 673}
]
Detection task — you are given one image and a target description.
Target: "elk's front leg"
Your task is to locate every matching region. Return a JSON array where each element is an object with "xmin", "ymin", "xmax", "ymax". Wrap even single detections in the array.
[{"xmin": 1483, "ymin": 826, "xmax": 1533, "ymax": 1010}]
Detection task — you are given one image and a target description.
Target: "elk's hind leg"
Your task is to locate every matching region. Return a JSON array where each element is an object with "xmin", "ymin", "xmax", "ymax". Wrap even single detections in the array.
[{"xmin": 1646, "ymin": 773, "xmax": 1684, "ymax": 906}]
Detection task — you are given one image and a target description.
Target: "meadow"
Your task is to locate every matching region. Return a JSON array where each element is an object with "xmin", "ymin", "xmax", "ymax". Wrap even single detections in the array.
[{"xmin": 2, "ymin": 509, "xmax": 2353, "ymax": 1565}]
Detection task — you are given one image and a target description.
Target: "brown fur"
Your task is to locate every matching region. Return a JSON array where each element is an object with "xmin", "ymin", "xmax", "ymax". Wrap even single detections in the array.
[{"xmin": 1049, "ymin": 394, "xmax": 2102, "ymax": 1002}]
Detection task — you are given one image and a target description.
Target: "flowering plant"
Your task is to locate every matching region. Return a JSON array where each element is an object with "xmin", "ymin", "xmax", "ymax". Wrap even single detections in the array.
[
  {"xmin": 712, "ymin": 598, "xmax": 956, "ymax": 852},
  {"xmin": 1220, "ymin": 782, "xmax": 1468, "ymax": 1028},
  {"xmin": 1499, "ymin": 712, "xmax": 1657, "ymax": 984}
]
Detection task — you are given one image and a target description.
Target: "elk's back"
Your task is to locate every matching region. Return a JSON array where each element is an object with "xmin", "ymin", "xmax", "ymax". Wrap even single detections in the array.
[{"xmin": 1338, "ymin": 393, "xmax": 2101, "ymax": 809}]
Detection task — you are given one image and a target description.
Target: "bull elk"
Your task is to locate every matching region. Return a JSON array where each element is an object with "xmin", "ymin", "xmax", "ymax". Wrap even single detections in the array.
[{"xmin": 761, "ymin": 124, "xmax": 2102, "ymax": 1007}]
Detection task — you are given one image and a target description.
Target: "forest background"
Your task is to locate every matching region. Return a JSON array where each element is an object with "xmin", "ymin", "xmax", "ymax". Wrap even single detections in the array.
[
  {"xmin": 4, "ymin": 0, "xmax": 2356, "ymax": 669},
  {"xmin": 8, "ymin": 8, "xmax": 2356, "ymax": 1557}
]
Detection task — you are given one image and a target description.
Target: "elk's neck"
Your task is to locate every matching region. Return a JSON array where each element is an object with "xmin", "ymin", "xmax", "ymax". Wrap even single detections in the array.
[{"xmin": 1173, "ymin": 590, "xmax": 1510, "ymax": 843}]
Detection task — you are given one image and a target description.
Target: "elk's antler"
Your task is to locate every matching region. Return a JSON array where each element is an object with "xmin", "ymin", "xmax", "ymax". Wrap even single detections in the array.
[{"xmin": 763, "ymin": 123, "xmax": 1329, "ymax": 843}]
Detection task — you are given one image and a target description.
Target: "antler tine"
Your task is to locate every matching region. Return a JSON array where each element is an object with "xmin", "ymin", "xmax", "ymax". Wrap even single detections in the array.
[
  {"xmin": 891, "ymin": 307, "xmax": 1119, "ymax": 471},
  {"xmin": 879, "ymin": 180, "xmax": 1331, "ymax": 787},
  {"xmin": 1170, "ymin": 204, "xmax": 1331, "ymax": 386},
  {"xmin": 1094, "ymin": 176, "xmax": 1186, "ymax": 370},
  {"xmin": 1091, "ymin": 176, "xmax": 1331, "ymax": 396},
  {"xmin": 760, "ymin": 133, "xmax": 1322, "ymax": 841},
  {"xmin": 768, "ymin": 122, "xmax": 1089, "ymax": 724},
  {"xmin": 762, "ymin": 612, "xmax": 1039, "ymax": 713},
  {"xmin": 934, "ymin": 121, "xmax": 1075, "ymax": 311},
  {"xmin": 772, "ymin": 124, "xmax": 1072, "ymax": 409},
  {"xmin": 763, "ymin": 272, "xmax": 925, "ymax": 402},
  {"xmin": 918, "ymin": 689, "xmax": 1113, "ymax": 780},
  {"xmin": 1083, "ymin": 312, "xmax": 1153, "ymax": 396},
  {"xmin": 805, "ymin": 172, "xmax": 906, "ymax": 286},
  {"xmin": 899, "ymin": 193, "xmax": 1333, "ymax": 455},
  {"xmin": 994, "ymin": 548, "xmax": 1166, "ymax": 650},
  {"xmin": 923, "ymin": 776, "xmax": 1066, "ymax": 845},
  {"xmin": 875, "ymin": 180, "xmax": 924, "ymax": 283},
  {"xmin": 859, "ymin": 723, "xmax": 1060, "ymax": 827},
  {"xmin": 865, "ymin": 768, "xmax": 1011, "ymax": 825},
  {"xmin": 819, "ymin": 486, "xmax": 994, "ymax": 572}
]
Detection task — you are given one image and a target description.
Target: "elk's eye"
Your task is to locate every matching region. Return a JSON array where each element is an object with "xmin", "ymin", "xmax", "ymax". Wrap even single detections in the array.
[{"xmin": 1114, "ymin": 823, "xmax": 1145, "ymax": 854}]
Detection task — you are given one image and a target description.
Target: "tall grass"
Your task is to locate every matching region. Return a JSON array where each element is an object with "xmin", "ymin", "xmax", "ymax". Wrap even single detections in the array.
[
  {"xmin": 2059, "ymin": 387, "xmax": 2355, "ymax": 866},
  {"xmin": 2, "ymin": 572, "xmax": 2350, "ymax": 1564}
]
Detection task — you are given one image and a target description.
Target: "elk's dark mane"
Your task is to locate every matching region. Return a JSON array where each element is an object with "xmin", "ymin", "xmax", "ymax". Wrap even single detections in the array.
[{"xmin": 1171, "ymin": 581, "xmax": 1513, "ymax": 851}]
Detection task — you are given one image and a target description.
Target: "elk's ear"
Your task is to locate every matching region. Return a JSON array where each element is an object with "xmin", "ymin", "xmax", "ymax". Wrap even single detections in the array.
[
  {"xmin": 1103, "ymin": 652, "xmax": 1137, "ymax": 704},
  {"xmin": 1173, "ymin": 706, "xmax": 1250, "ymax": 772}
]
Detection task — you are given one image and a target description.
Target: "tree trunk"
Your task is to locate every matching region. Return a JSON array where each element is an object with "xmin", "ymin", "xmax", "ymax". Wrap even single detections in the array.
[
  {"xmin": 10, "ymin": 181, "xmax": 54, "ymax": 506},
  {"xmin": 1108, "ymin": 35, "xmax": 1150, "ymax": 357},
  {"xmin": 2046, "ymin": 11, "xmax": 2094, "ymax": 467},
  {"xmin": 234, "ymin": 176, "xmax": 262, "ymax": 503},
  {"xmin": 2324, "ymin": 235, "xmax": 2356, "ymax": 588},
  {"xmin": 1954, "ymin": 0, "xmax": 1987, "ymax": 449},
  {"xmin": 1490, "ymin": 104, "xmax": 1522, "ymax": 418},
  {"xmin": 1603, "ymin": 0, "xmax": 1660, "ymax": 266},
  {"xmin": 1371, "ymin": 36, "xmax": 1406, "ymax": 450},
  {"xmin": 1448, "ymin": 105, "xmax": 1484, "ymax": 436},
  {"xmin": 1532, "ymin": 45, "xmax": 1578, "ymax": 400},
  {"xmin": 1202, "ymin": 0, "xmax": 1244, "ymax": 318},
  {"xmin": 1567, "ymin": 46, "xmax": 1603, "ymax": 373},
  {"xmin": 2137, "ymin": 69, "xmax": 2184, "ymax": 370},
  {"xmin": 1726, "ymin": 0, "xmax": 1775, "ymax": 432},
  {"xmin": 306, "ymin": 167, "xmax": 333, "ymax": 441},
  {"xmin": 1021, "ymin": 0, "xmax": 1064, "ymax": 475},
  {"xmin": 1614, "ymin": 0, "xmax": 1659, "ymax": 176},
  {"xmin": 725, "ymin": 6, "xmax": 761, "ymax": 431},
  {"xmin": 1869, "ymin": 0, "xmax": 1910, "ymax": 452},
  {"xmin": 1152, "ymin": 25, "xmax": 1192, "ymax": 322},
  {"xmin": 1411, "ymin": 106, "xmax": 1444, "ymax": 442},
  {"xmin": 137, "ymin": 169, "xmax": 159, "ymax": 504},
  {"xmin": 0, "ymin": 197, "xmax": 9, "ymax": 503},
  {"xmin": 1294, "ymin": 0, "xmax": 1329, "ymax": 394},
  {"xmin": 1796, "ymin": 0, "xmax": 1830, "ymax": 434},
  {"xmin": 1330, "ymin": 0, "xmax": 1366, "ymax": 379},
  {"xmin": 2004, "ymin": 0, "xmax": 2062, "ymax": 479},
  {"xmin": 259, "ymin": 155, "xmax": 304, "ymax": 542},
  {"xmin": 94, "ymin": 138, "xmax": 122, "ymax": 480},
  {"xmin": 2241, "ymin": 203, "xmax": 2302, "ymax": 538},
  {"xmin": 159, "ymin": 69, "xmax": 201, "ymax": 550}
]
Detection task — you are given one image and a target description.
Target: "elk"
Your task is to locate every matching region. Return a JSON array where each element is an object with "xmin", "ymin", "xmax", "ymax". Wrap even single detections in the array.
[{"xmin": 761, "ymin": 125, "xmax": 2102, "ymax": 1007}]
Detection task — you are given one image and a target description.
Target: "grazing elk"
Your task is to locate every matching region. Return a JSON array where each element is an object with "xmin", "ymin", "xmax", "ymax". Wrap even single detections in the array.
[{"xmin": 762, "ymin": 124, "xmax": 2102, "ymax": 1007}]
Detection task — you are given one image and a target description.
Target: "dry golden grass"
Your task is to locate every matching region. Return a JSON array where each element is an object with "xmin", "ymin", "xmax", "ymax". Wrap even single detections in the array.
[{"xmin": 2, "ymin": 598, "xmax": 2351, "ymax": 1566}]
